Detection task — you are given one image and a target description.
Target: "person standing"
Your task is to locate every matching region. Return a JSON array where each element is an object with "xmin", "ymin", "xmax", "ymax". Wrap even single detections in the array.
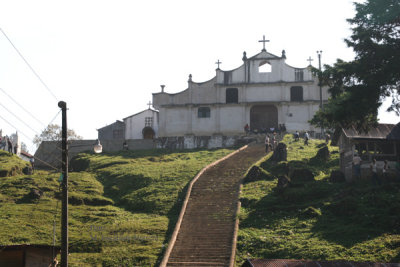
[
  {"xmin": 272, "ymin": 132, "xmax": 277, "ymax": 150},
  {"xmin": 14, "ymin": 142, "xmax": 18, "ymax": 154},
  {"xmin": 382, "ymin": 160, "xmax": 389, "ymax": 183},
  {"xmin": 325, "ymin": 133, "xmax": 331, "ymax": 144},
  {"xmin": 352, "ymin": 152, "xmax": 362, "ymax": 180},
  {"xmin": 294, "ymin": 131, "xmax": 300, "ymax": 141},
  {"xmin": 264, "ymin": 135, "xmax": 270, "ymax": 153},
  {"xmin": 30, "ymin": 157, "xmax": 35, "ymax": 174},
  {"xmin": 304, "ymin": 131, "xmax": 310, "ymax": 145},
  {"xmin": 370, "ymin": 158, "xmax": 381, "ymax": 186},
  {"xmin": 244, "ymin": 124, "xmax": 250, "ymax": 135},
  {"xmin": 7, "ymin": 138, "xmax": 13, "ymax": 154}
]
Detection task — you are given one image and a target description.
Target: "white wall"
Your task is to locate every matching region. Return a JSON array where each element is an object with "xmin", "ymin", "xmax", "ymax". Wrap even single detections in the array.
[{"xmin": 124, "ymin": 109, "xmax": 159, "ymax": 139}]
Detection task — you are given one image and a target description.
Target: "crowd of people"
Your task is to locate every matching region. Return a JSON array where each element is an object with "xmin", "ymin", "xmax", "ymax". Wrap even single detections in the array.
[
  {"xmin": 0, "ymin": 135, "xmax": 18, "ymax": 154},
  {"xmin": 244, "ymin": 123, "xmax": 287, "ymax": 135}
]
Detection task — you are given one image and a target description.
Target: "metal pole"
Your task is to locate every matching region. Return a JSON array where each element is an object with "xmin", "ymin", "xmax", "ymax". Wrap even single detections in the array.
[
  {"xmin": 58, "ymin": 101, "xmax": 68, "ymax": 267},
  {"xmin": 317, "ymin": 51, "xmax": 324, "ymax": 136}
]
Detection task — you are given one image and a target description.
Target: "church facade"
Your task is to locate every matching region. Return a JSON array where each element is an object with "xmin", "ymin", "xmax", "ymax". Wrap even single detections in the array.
[{"xmin": 153, "ymin": 46, "xmax": 328, "ymax": 144}]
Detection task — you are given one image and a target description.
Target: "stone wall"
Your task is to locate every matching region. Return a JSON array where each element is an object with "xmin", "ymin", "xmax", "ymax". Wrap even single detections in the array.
[
  {"xmin": 156, "ymin": 135, "xmax": 257, "ymax": 150},
  {"xmin": 34, "ymin": 139, "xmax": 156, "ymax": 170},
  {"xmin": 34, "ymin": 135, "xmax": 259, "ymax": 169}
]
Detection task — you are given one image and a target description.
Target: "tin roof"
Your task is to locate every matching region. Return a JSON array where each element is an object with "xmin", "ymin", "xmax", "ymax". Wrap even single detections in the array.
[
  {"xmin": 342, "ymin": 123, "xmax": 396, "ymax": 140},
  {"xmin": 242, "ymin": 259, "xmax": 400, "ymax": 267}
]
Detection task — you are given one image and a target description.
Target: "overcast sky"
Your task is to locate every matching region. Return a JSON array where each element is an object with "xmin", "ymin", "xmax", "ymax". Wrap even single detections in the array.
[{"xmin": 0, "ymin": 0, "xmax": 398, "ymax": 152}]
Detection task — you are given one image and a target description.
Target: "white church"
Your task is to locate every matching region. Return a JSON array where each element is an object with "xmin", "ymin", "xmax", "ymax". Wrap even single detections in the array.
[{"xmin": 152, "ymin": 39, "xmax": 328, "ymax": 145}]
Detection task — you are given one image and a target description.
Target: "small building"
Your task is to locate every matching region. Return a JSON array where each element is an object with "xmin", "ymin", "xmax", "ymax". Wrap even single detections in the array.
[
  {"xmin": 0, "ymin": 244, "xmax": 60, "ymax": 267},
  {"xmin": 97, "ymin": 120, "xmax": 125, "ymax": 141},
  {"xmin": 332, "ymin": 123, "xmax": 400, "ymax": 181},
  {"xmin": 19, "ymin": 151, "xmax": 34, "ymax": 162},
  {"xmin": 123, "ymin": 108, "xmax": 159, "ymax": 140}
]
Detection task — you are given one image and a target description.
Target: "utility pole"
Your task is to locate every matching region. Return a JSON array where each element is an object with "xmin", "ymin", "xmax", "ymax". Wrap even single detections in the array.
[
  {"xmin": 58, "ymin": 101, "xmax": 68, "ymax": 267},
  {"xmin": 317, "ymin": 51, "xmax": 324, "ymax": 136}
]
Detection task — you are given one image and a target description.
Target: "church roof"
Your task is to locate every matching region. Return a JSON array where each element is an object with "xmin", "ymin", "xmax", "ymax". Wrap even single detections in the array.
[{"xmin": 123, "ymin": 108, "xmax": 158, "ymax": 120}]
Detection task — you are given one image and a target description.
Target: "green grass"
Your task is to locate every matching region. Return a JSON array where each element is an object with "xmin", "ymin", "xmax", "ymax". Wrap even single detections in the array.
[
  {"xmin": 0, "ymin": 150, "xmax": 30, "ymax": 177},
  {"xmin": 237, "ymin": 135, "xmax": 400, "ymax": 264},
  {"xmin": 0, "ymin": 148, "xmax": 233, "ymax": 266}
]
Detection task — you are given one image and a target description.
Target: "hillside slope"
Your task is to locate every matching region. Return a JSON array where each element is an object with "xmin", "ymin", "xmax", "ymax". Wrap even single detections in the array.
[
  {"xmin": 237, "ymin": 135, "xmax": 400, "ymax": 264},
  {"xmin": 0, "ymin": 148, "xmax": 232, "ymax": 266}
]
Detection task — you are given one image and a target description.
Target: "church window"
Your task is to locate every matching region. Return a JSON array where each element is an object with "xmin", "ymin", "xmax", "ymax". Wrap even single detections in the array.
[
  {"xmin": 290, "ymin": 86, "xmax": 303, "ymax": 102},
  {"xmin": 198, "ymin": 107, "xmax": 210, "ymax": 118},
  {"xmin": 258, "ymin": 61, "xmax": 271, "ymax": 73},
  {"xmin": 295, "ymin": 69, "xmax": 304, "ymax": 81},
  {"xmin": 226, "ymin": 88, "xmax": 238, "ymax": 104},
  {"xmin": 145, "ymin": 117, "xmax": 153, "ymax": 127}
]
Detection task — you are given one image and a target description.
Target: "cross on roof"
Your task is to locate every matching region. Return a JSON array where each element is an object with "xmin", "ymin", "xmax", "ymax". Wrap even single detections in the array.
[
  {"xmin": 147, "ymin": 101, "xmax": 152, "ymax": 109},
  {"xmin": 258, "ymin": 35, "xmax": 270, "ymax": 51},
  {"xmin": 215, "ymin": 59, "xmax": 222, "ymax": 69},
  {"xmin": 307, "ymin": 56, "xmax": 314, "ymax": 66}
]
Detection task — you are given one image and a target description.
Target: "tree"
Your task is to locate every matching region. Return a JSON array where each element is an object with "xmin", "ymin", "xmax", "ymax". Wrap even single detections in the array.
[
  {"xmin": 33, "ymin": 124, "xmax": 83, "ymax": 147},
  {"xmin": 310, "ymin": 0, "xmax": 400, "ymax": 131}
]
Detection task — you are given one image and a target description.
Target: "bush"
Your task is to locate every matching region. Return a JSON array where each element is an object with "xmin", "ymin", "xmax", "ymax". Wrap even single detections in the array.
[{"xmin": 70, "ymin": 155, "xmax": 90, "ymax": 172}]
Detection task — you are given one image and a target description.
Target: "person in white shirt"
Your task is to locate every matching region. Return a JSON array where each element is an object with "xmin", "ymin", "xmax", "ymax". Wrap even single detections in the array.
[
  {"xmin": 265, "ymin": 135, "xmax": 270, "ymax": 153},
  {"xmin": 352, "ymin": 152, "xmax": 362, "ymax": 179},
  {"xmin": 370, "ymin": 158, "xmax": 381, "ymax": 186}
]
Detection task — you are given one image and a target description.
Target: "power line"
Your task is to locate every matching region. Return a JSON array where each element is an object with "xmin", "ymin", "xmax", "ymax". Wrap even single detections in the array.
[
  {"xmin": 0, "ymin": 102, "xmax": 41, "ymax": 135},
  {"xmin": 0, "ymin": 28, "xmax": 59, "ymax": 102},
  {"xmin": 0, "ymin": 113, "xmax": 60, "ymax": 171},
  {"xmin": 0, "ymin": 87, "xmax": 46, "ymax": 128}
]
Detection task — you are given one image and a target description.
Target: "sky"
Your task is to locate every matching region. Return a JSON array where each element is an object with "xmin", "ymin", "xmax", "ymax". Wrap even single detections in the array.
[{"xmin": 0, "ymin": 0, "xmax": 399, "ymax": 153}]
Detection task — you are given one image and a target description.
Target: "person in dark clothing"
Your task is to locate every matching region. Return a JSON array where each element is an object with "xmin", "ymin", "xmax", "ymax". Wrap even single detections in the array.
[{"xmin": 7, "ymin": 138, "xmax": 13, "ymax": 154}]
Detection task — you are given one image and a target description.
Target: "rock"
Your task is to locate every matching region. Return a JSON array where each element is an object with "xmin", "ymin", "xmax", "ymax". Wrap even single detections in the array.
[
  {"xmin": 277, "ymin": 175, "xmax": 291, "ymax": 192},
  {"xmin": 301, "ymin": 206, "xmax": 321, "ymax": 218},
  {"xmin": 290, "ymin": 168, "xmax": 315, "ymax": 183},
  {"xmin": 28, "ymin": 188, "xmax": 43, "ymax": 200},
  {"xmin": 315, "ymin": 145, "xmax": 330, "ymax": 161},
  {"xmin": 270, "ymin": 143, "xmax": 287, "ymax": 162},
  {"xmin": 244, "ymin": 166, "xmax": 273, "ymax": 183},
  {"xmin": 330, "ymin": 170, "xmax": 345, "ymax": 183},
  {"xmin": 22, "ymin": 166, "xmax": 33, "ymax": 175}
]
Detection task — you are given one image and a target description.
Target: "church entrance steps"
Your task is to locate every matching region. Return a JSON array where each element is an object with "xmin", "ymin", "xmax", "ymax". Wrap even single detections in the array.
[{"xmin": 161, "ymin": 144, "xmax": 265, "ymax": 267}]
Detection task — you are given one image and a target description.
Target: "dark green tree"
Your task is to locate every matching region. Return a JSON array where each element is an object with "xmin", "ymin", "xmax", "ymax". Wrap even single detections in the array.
[{"xmin": 310, "ymin": 0, "xmax": 400, "ymax": 131}]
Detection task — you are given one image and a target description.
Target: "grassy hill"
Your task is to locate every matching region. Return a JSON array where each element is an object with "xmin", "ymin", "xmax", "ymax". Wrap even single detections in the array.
[
  {"xmin": 236, "ymin": 135, "xmax": 400, "ymax": 263},
  {"xmin": 0, "ymin": 148, "xmax": 233, "ymax": 266}
]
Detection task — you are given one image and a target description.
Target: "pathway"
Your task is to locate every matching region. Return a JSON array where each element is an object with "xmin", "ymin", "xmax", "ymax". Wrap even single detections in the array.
[{"xmin": 164, "ymin": 144, "xmax": 265, "ymax": 267}]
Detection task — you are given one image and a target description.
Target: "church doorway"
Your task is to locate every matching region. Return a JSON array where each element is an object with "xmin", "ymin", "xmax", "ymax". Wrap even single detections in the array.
[
  {"xmin": 142, "ymin": 127, "xmax": 155, "ymax": 139},
  {"xmin": 250, "ymin": 105, "xmax": 278, "ymax": 132}
]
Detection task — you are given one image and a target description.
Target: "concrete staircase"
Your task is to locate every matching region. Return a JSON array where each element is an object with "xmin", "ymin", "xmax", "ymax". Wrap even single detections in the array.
[{"xmin": 163, "ymin": 144, "xmax": 265, "ymax": 267}]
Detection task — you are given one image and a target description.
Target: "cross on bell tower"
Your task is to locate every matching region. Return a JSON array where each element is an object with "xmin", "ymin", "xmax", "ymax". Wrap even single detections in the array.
[
  {"xmin": 258, "ymin": 35, "xmax": 270, "ymax": 52},
  {"xmin": 215, "ymin": 59, "xmax": 222, "ymax": 70},
  {"xmin": 307, "ymin": 56, "xmax": 314, "ymax": 66}
]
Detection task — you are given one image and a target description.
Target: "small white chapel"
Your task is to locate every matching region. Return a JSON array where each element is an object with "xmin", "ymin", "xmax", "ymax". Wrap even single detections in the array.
[{"xmin": 153, "ymin": 37, "xmax": 328, "ymax": 141}]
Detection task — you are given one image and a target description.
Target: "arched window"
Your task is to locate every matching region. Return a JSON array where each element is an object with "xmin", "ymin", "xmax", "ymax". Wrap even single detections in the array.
[
  {"xmin": 290, "ymin": 86, "xmax": 303, "ymax": 102},
  {"xmin": 226, "ymin": 88, "xmax": 238, "ymax": 104},
  {"xmin": 198, "ymin": 107, "xmax": 210, "ymax": 118}
]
